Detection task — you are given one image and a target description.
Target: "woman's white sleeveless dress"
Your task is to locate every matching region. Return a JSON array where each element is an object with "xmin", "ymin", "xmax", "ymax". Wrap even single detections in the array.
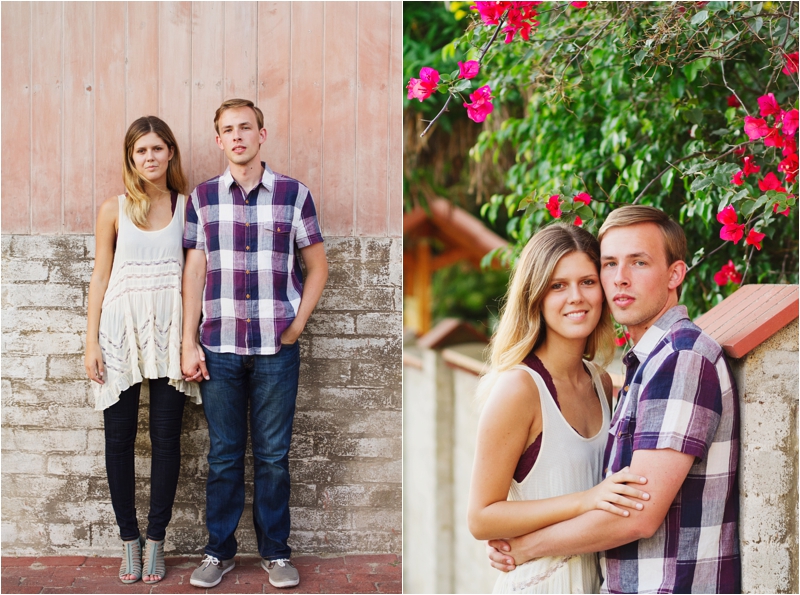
[
  {"xmin": 93, "ymin": 195, "xmax": 201, "ymax": 410},
  {"xmin": 492, "ymin": 361, "xmax": 609, "ymax": 594}
]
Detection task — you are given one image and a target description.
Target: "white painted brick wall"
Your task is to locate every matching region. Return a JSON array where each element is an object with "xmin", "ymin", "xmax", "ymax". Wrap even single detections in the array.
[{"xmin": 1, "ymin": 234, "xmax": 401, "ymax": 557}]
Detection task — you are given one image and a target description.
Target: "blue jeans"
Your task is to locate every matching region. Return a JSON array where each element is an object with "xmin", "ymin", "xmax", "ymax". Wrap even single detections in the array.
[
  {"xmin": 104, "ymin": 377, "xmax": 186, "ymax": 541},
  {"xmin": 200, "ymin": 342, "xmax": 300, "ymax": 561}
]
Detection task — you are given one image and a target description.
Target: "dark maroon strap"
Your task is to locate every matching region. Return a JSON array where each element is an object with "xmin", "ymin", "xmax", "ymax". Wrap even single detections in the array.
[{"xmin": 170, "ymin": 191, "xmax": 178, "ymax": 216}]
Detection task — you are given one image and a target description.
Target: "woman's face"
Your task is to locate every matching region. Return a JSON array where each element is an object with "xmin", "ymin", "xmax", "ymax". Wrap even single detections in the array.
[
  {"xmin": 540, "ymin": 251, "xmax": 604, "ymax": 343},
  {"xmin": 132, "ymin": 132, "xmax": 174, "ymax": 187}
]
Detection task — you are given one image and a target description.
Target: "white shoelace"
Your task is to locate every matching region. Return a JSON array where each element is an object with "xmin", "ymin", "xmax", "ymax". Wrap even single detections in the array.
[
  {"xmin": 201, "ymin": 555, "xmax": 221, "ymax": 568},
  {"xmin": 271, "ymin": 558, "xmax": 291, "ymax": 567}
]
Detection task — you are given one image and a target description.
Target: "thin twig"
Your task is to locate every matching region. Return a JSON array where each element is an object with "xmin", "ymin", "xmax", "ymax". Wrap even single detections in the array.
[{"xmin": 720, "ymin": 60, "xmax": 749, "ymax": 117}]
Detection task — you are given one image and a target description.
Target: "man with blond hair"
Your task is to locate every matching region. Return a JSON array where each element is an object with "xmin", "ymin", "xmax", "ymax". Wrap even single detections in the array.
[
  {"xmin": 182, "ymin": 98, "xmax": 328, "ymax": 589},
  {"xmin": 487, "ymin": 205, "xmax": 740, "ymax": 593}
]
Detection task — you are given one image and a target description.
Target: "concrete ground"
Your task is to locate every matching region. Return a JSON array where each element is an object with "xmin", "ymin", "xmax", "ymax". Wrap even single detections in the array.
[{"xmin": 1, "ymin": 554, "xmax": 401, "ymax": 594}]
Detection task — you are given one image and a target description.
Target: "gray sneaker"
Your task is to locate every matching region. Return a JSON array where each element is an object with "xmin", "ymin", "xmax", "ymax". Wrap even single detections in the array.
[
  {"xmin": 261, "ymin": 558, "xmax": 300, "ymax": 588},
  {"xmin": 190, "ymin": 554, "xmax": 235, "ymax": 588}
]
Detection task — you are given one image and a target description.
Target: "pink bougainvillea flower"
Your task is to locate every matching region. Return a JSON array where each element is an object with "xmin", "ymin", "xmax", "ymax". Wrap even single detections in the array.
[
  {"xmin": 773, "ymin": 202, "xmax": 790, "ymax": 216},
  {"xmin": 782, "ymin": 109, "xmax": 799, "ymax": 137},
  {"xmin": 779, "ymin": 153, "xmax": 798, "ymax": 184},
  {"xmin": 726, "ymin": 94, "xmax": 741, "ymax": 108},
  {"xmin": 502, "ymin": 5, "xmax": 539, "ymax": 44},
  {"xmin": 463, "ymin": 85, "xmax": 494, "ymax": 123},
  {"xmin": 757, "ymin": 93, "xmax": 781, "ymax": 118},
  {"xmin": 574, "ymin": 215, "xmax": 583, "ymax": 226},
  {"xmin": 744, "ymin": 116, "xmax": 770, "ymax": 140},
  {"xmin": 782, "ymin": 135, "xmax": 797, "ymax": 157},
  {"xmin": 570, "ymin": 1, "xmax": 588, "ymax": 7},
  {"xmin": 716, "ymin": 205, "xmax": 745, "ymax": 243},
  {"xmin": 546, "ymin": 195, "xmax": 562, "ymax": 218},
  {"xmin": 614, "ymin": 331, "xmax": 631, "ymax": 347},
  {"xmin": 734, "ymin": 146, "xmax": 746, "ymax": 156},
  {"xmin": 763, "ymin": 126, "xmax": 785, "ymax": 148},
  {"xmin": 783, "ymin": 52, "xmax": 799, "ymax": 76},
  {"xmin": 742, "ymin": 155, "xmax": 760, "ymax": 176},
  {"xmin": 731, "ymin": 170, "xmax": 744, "ymax": 186},
  {"xmin": 472, "ymin": 1, "xmax": 506, "ymax": 25},
  {"xmin": 573, "ymin": 192, "xmax": 591, "ymax": 206},
  {"xmin": 714, "ymin": 260, "xmax": 742, "ymax": 286},
  {"xmin": 458, "ymin": 60, "xmax": 480, "ymax": 80},
  {"xmin": 406, "ymin": 67, "xmax": 440, "ymax": 102},
  {"xmin": 745, "ymin": 229, "xmax": 766, "ymax": 251},
  {"xmin": 759, "ymin": 171, "xmax": 787, "ymax": 193}
]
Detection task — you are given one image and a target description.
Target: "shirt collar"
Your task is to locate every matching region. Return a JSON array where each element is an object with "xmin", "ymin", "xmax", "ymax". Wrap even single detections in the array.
[
  {"xmin": 221, "ymin": 161, "xmax": 275, "ymax": 192},
  {"xmin": 630, "ymin": 305, "xmax": 689, "ymax": 361}
]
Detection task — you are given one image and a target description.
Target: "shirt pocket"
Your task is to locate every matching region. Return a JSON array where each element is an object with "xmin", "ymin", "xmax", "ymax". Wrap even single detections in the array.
[{"xmin": 261, "ymin": 221, "xmax": 293, "ymax": 253}]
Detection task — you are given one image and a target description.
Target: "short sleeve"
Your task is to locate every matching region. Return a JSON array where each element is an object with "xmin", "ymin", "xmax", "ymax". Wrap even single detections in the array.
[
  {"xmin": 294, "ymin": 184, "xmax": 323, "ymax": 249},
  {"xmin": 183, "ymin": 190, "xmax": 206, "ymax": 251},
  {"xmin": 633, "ymin": 350, "xmax": 722, "ymax": 460}
]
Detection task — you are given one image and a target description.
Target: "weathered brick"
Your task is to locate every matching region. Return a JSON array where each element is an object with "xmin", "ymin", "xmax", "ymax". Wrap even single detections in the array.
[
  {"xmin": 47, "ymin": 355, "xmax": 85, "ymax": 379},
  {"xmin": 317, "ymin": 288, "xmax": 394, "ymax": 312},
  {"xmin": 351, "ymin": 509, "xmax": 401, "ymax": 531},
  {"xmin": 46, "ymin": 454, "xmax": 105, "ymax": 477},
  {"xmin": 361, "ymin": 261, "xmax": 391, "ymax": 287},
  {"xmin": 47, "ymin": 260, "xmax": 94, "ymax": 285},
  {"xmin": 740, "ymin": 448, "xmax": 792, "ymax": 497},
  {"xmin": 1, "ymin": 284, "xmax": 83, "ymax": 308},
  {"xmin": 291, "ymin": 460, "xmax": 401, "ymax": 484},
  {"xmin": 291, "ymin": 507, "xmax": 352, "ymax": 531},
  {"xmin": 350, "ymin": 362, "xmax": 402, "ymax": 388},
  {"xmin": 9, "ymin": 235, "xmax": 85, "ymax": 260},
  {"xmin": 4, "ymin": 379, "xmax": 90, "ymax": 407},
  {"xmin": 0, "ymin": 260, "xmax": 49, "ymax": 281},
  {"xmin": 46, "ymin": 406, "xmax": 104, "ymax": 429},
  {"xmin": 3, "ymin": 331, "xmax": 83, "ymax": 355},
  {"xmin": 1, "ymin": 452, "xmax": 47, "ymax": 474},
  {"xmin": 84, "ymin": 236, "xmax": 95, "ymax": 259},
  {"xmin": 316, "ymin": 387, "xmax": 401, "ymax": 411},
  {"xmin": 1, "ymin": 405, "xmax": 50, "ymax": 427},
  {"xmin": 49, "ymin": 523, "xmax": 91, "ymax": 548},
  {"xmin": 1, "ymin": 308, "xmax": 87, "ymax": 335},
  {"xmin": 322, "ymin": 237, "xmax": 362, "ymax": 261},
  {"xmin": 9, "ymin": 428, "xmax": 87, "ymax": 452},
  {"xmin": 326, "ymin": 261, "xmax": 361, "ymax": 288},
  {"xmin": 363, "ymin": 238, "xmax": 392, "ymax": 262},
  {"xmin": 294, "ymin": 410, "xmax": 401, "ymax": 436},
  {"xmin": 741, "ymin": 399, "xmax": 792, "ymax": 450},
  {"xmin": 310, "ymin": 336, "xmax": 400, "ymax": 360},
  {"xmin": 1, "ymin": 522, "xmax": 48, "ymax": 555},
  {"xmin": 49, "ymin": 502, "xmax": 115, "ymax": 525},
  {"xmin": 2, "ymin": 475, "xmax": 90, "ymax": 502},
  {"xmin": 317, "ymin": 485, "xmax": 401, "ymax": 509},
  {"xmin": 304, "ymin": 313, "xmax": 356, "ymax": 336},
  {"xmin": 299, "ymin": 359, "xmax": 352, "ymax": 387},
  {"xmin": 315, "ymin": 436, "xmax": 401, "ymax": 459},
  {"xmin": 1, "ymin": 356, "xmax": 48, "ymax": 379},
  {"xmin": 289, "ymin": 433, "xmax": 314, "ymax": 458},
  {"xmin": 289, "ymin": 483, "xmax": 317, "ymax": 508},
  {"xmin": 356, "ymin": 313, "xmax": 402, "ymax": 337}
]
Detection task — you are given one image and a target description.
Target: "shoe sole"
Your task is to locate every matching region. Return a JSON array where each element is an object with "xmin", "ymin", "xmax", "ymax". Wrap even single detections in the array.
[
  {"xmin": 189, "ymin": 562, "xmax": 234, "ymax": 588},
  {"xmin": 260, "ymin": 559, "xmax": 300, "ymax": 588}
]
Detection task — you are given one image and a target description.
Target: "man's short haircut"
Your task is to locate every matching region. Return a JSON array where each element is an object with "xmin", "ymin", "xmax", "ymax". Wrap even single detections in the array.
[
  {"xmin": 598, "ymin": 205, "xmax": 687, "ymax": 297},
  {"xmin": 214, "ymin": 98, "xmax": 264, "ymax": 135}
]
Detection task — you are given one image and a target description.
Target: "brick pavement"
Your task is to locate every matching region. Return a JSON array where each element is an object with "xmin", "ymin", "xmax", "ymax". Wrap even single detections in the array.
[{"xmin": 1, "ymin": 554, "xmax": 401, "ymax": 594}]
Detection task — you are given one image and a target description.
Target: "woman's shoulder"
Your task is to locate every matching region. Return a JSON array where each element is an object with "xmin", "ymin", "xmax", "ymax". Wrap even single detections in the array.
[{"xmin": 486, "ymin": 367, "xmax": 541, "ymax": 409}]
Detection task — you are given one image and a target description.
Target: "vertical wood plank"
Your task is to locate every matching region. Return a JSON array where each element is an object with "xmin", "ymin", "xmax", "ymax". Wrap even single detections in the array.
[
  {"xmin": 1, "ymin": 2, "xmax": 32, "ymax": 234},
  {"xmin": 257, "ymin": 2, "xmax": 291, "ymax": 176},
  {"xmin": 94, "ymin": 2, "xmax": 126, "ymax": 214},
  {"xmin": 320, "ymin": 2, "xmax": 358, "ymax": 236},
  {"xmin": 288, "ymin": 3, "xmax": 324, "ymax": 209},
  {"xmin": 126, "ymin": 1, "xmax": 159, "ymax": 121},
  {"xmin": 355, "ymin": 2, "xmax": 391, "ymax": 236},
  {"xmin": 159, "ymin": 2, "xmax": 192, "ymax": 189},
  {"xmin": 191, "ymin": 1, "xmax": 225, "ymax": 184},
  {"xmin": 224, "ymin": 2, "xmax": 257, "ymax": 102},
  {"xmin": 63, "ymin": 2, "xmax": 94, "ymax": 233},
  {"xmin": 387, "ymin": 1, "xmax": 403, "ymax": 238},
  {"xmin": 31, "ymin": 1, "xmax": 63, "ymax": 234}
]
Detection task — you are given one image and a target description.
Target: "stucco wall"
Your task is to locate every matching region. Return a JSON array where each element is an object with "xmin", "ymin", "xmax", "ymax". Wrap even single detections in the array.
[
  {"xmin": 1, "ymin": 234, "xmax": 402, "ymax": 556},
  {"xmin": 733, "ymin": 317, "xmax": 798, "ymax": 594}
]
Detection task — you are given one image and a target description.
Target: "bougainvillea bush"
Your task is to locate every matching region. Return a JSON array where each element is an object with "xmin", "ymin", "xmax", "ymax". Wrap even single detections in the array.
[{"xmin": 406, "ymin": 1, "xmax": 798, "ymax": 320}]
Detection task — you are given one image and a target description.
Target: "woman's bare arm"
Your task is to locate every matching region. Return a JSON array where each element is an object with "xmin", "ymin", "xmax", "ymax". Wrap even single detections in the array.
[{"xmin": 84, "ymin": 197, "xmax": 119, "ymax": 384}]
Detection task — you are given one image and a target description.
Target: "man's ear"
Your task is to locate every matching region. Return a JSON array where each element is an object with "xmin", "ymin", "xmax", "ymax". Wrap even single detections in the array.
[
  {"xmin": 259, "ymin": 128, "xmax": 267, "ymax": 145},
  {"xmin": 215, "ymin": 135, "xmax": 224, "ymax": 151},
  {"xmin": 667, "ymin": 260, "xmax": 687, "ymax": 291}
]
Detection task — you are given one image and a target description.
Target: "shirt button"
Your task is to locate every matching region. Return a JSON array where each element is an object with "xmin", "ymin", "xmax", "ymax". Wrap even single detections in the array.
[
  {"xmin": 245, "ymin": 246, "xmax": 250, "ymax": 251},
  {"xmin": 245, "ymin": 222, "xmax": 250, "ymax": 227},
  {"xmin": 246, "ymin": 318, "xmax": 251, "ymax": 323},
  {"xmin": 624, "ymin": 385, "xmax": 630, "ymax": 391},
  {"xmin": 245, "ymin": 200, "xmax": 249, "ymax": 204},
  {"xmin": 618, "ymin": 431, "xmax": 622, "ymax": 437},
  {"xmin": 246, "ymin": 270, "xmax": 250, "ymax": 274},
  {"xmin": 246, "ymin": 294, "xmax": 250, "ymax": 299}
]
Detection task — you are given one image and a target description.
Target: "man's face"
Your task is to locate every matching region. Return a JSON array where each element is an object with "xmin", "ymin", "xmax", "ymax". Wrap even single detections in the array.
[
  {"xmin": 600, "ymin": 222, "xmax": 681, "ymax": 342},
  {"xmin": 215, "ymin": 107, "xmax": 267, "ymax": 167}
]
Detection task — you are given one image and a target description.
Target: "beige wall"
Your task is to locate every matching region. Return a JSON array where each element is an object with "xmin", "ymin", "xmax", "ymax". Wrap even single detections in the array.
[{"xmin": 1, "ymin": 1, "xmax": 402, "ymax": 238}]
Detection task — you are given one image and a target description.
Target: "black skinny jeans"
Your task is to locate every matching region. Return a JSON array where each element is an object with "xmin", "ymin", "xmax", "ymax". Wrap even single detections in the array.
[{"xmin": 103, "ymin": 378, "xmax": 186, "ymax": 541}]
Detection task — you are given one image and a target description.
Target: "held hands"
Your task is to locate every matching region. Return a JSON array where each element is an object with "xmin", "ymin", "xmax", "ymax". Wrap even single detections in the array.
[
  {"xmin": 181, "ymin": 340, "xmax": 209, "ymax": 382},
  {"xmin": 84, "ymin": 343, "xmax": 105, "ymax": 385},
  {"xmin": 581, "ymin": 466, "xmax": 649, "ymax": 517}
]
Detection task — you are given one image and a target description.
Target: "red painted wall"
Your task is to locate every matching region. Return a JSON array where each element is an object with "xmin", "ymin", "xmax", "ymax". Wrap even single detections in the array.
[{"xmin": 1, "ymin": 1, "xmax": 402, "ymax": 237}]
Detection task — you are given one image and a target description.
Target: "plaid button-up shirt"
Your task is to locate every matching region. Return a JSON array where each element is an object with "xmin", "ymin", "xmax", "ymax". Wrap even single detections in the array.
[
  {"xmin": 601, "ymin": 306, "xmax": 740, "ymax": 594},
  {"xmin": 184, "ymin": 162, "xmax": 323, "ymax": 355}
]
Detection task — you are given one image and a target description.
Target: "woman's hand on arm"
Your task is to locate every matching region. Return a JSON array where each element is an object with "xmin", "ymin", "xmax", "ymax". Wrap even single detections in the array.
[
  {"xmin": 578, "ymin": 467, "xmax": 649, "ymax": 517},
  {"xmin": 84, "ymin": 197, "xmax": 118, "ymax": 385}
]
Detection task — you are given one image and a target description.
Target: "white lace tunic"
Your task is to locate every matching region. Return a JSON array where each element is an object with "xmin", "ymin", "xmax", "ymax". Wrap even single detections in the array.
[
  {"xmin": 492, "ymin": 361, "xmax": 609, "ymax": 594},
  {"xmin": 93, "ymin": 195, "xmax": 201, "ymax": 410}
]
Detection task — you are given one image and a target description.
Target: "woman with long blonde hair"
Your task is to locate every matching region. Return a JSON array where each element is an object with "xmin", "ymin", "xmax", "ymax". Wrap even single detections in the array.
[
  {"xmin": 85, "ymin": 116, "xmax": 200, "ymax": 585},
  {"xmin": 468, "ymin": 223, "xmax": 648, "ymax": 593}
]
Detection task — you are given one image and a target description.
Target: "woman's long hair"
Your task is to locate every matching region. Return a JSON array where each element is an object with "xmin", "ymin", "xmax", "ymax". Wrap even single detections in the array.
[
  {"xmin": 122, "ymin": 116, "xmax": 187, "ymax": 227},
  {"xmin": 476, "ymin": 223, "xmax": 614, "ymax": 405}
]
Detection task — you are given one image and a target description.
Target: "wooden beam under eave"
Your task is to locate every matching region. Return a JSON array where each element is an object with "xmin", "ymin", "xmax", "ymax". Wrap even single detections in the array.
[{"xmin": 414, "ymin": 240, "xmax": 432, "ymax": 335}]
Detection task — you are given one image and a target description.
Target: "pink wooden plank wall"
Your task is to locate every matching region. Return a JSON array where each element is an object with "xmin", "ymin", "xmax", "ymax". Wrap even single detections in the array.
[{"xmin": 1, "ymin": 1, "xmax": 402, "ymax": 237}]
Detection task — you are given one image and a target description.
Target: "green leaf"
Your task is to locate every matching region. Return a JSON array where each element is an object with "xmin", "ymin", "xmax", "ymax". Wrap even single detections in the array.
[
  {"xmin": 684, "ymin": 109, "xmax": 704, "ymax": 125},
  {"xmin": 661, "ymin": 168, "xmax": 675, "ymax": 191},
  {"xmin": 670, "ymin": 75, "xmax": 685, "ymax": 100},
  {"xmin": 576, "ymin": 205, "xmax": 594, "ymax": 220},
  {"xmin": 690, "ymin": 176, "xmax": 714, "ymax": 192},
  {"xmin": 453, "ymin": 79, "xmax": 472, "ymax": 92},
  {"xmin": 691, "ymin": 10, "xmax": 709, "ymax": 26},
  {"xmin": 691, "ymin": 247, "xmax": 705, "ymax": 267},
  {"xmin": 706, "ymin": 1, "xmax": 728, "ymax": 11},
  {"xmin": 752, "ymin": 17, "xmax": 763, "ymax": 34},
  {"xmin": 634, "ymin": 50, "xmax": 647, "ymax": 67},
  {"xmin": 612, "ymin": 153, "xmax": 626, "ymax": 170}
]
